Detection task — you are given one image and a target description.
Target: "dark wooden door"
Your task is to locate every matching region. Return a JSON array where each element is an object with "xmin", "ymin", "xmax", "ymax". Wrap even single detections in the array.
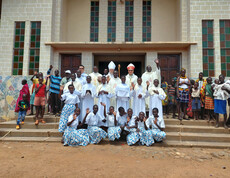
[
  {"xmin": 61, "ymin": 54, "xmax": 81, "ymax": 77},
  {"xmin": 158, "ymin": 54, "xmax": 180, "ymax": 84}
]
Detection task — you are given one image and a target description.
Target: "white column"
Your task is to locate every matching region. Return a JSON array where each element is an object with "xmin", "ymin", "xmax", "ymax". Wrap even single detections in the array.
[
  {"xmin": 82, "ymin": 52, "xmax": 93, "ymax": 74},
  {"xmin": 146, "ymin": 52, "xmax": 158, "ymax": 70},
  {"xmin": 134, "ymin": 0, "xmax": 142, "ymax": 42},
  {"xmin": 214, "ymin": 19, "xmax": 221, "ymax": 77},
  {"xmin": 116, "ymin": 0, "xmax": 125, "ymax": 42},
  {"xmin": 99, "ymin": 0, "xmax": 108, "ymax": 42},
  {"xmin": 22, "ymin": 20, "xmax": 30, "ymax": 76}
]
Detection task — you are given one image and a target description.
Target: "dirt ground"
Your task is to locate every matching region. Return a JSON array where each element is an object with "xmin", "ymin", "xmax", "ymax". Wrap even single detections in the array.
[{"xmin": 0, "ymin": 142, "xmax": 230, "ymax": 178}]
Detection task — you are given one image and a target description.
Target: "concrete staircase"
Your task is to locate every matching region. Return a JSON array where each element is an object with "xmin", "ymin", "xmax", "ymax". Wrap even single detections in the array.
[{"xmin": 0, "ymin": 115, "xmax": 230, "ymax": 148}]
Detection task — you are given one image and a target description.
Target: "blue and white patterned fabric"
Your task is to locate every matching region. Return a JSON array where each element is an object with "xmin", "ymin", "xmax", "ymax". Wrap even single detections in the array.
[
  {"xmin": 138, "ymin": 128, "xmax": 154, "ymax": 146},
  {"xmin": 58, "ymin": 104, "xmax": 76, "ymax": 133},
  {"xmin": 145, "ymin": 115, "xmax": 166, "ymax": 142},
  {"xmin": 63, "ymin": 128, "xmax": 89, "ymax": 146},
  {"xmin": 124, "ymin": 127, "xmax": 139, "ymax": 146},
  {"xmin": 87, "ymin": 126, "xmax": 107, "ymax": 144},
  {"xmin": 149, "ymin": 129, "xmax": 166, "ymax": 142},
  {"xmin": 108, "ymin": 126, "xmax": 122, "ymax": 141}
]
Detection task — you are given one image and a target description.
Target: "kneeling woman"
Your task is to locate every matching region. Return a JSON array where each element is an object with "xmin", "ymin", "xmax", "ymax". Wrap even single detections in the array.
[
  {"xmin": 124, "ymin": 108, "xmax": 139, "ymax": 146},
  {"xmin": 82, "ymin": 105, "xmax": 107, "ymax": 144},
  {"xmin": 146, "ymin": 108, "xmax": 166, "ymax": 142},
  {"xmin": 63, "ymin": 108, "xmax": 89, "ymax": 146},
  {"xmin": 58, "ymin": 84, "xmax": 80, "ymax": 134},
  {"xmin": 101, "ymin": 103, "xmax": 121, "ymax": 141}
]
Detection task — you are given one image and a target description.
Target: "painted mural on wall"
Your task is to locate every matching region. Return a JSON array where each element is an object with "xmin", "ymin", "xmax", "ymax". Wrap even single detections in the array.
[{"xmin": 0, "ymin": 76, "xmax": 32, "ymax": 121}]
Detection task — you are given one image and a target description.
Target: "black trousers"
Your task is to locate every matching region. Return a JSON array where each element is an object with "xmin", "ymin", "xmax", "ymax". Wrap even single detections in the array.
[{"xmin": 50, "ymin": 92, "xmax": 61, "ymax": 114}]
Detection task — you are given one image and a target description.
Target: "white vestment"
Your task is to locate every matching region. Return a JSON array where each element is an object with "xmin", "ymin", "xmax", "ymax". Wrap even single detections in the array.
[
  {"xmin": 115, "ymin": 83, "xmax": 130, "ymax": 112},
  {"xmin": 89, "ymin": 72, "xmax": 102, "ymax": 104},
  {"xmin": 97, "ymin": 84, "xmax": 112, "ymax": 124},
  {"xmin": 131, "ymin": 84, "xmax": 147, "ymax": 116},
  {"xmin": 75, "ymin": 76, "xmax": 86, "ymax": 86},
  {"xmin": 81, "ymin": 83, "xmax": 97, "ymax": 122},
  {"xmin": 147, "ymin": 85, "xmax": 166, "ymax": 119},
  {"xmin": 125, "ymin": 74, "xmax": 138, "ymax": 108},
  {"xmin": 63, "ymin": 81, "xmax": 82, "ymax": 93},
  {"xmin": 108, "ymin": 77, "xmax": 121, "ymax": 110}
]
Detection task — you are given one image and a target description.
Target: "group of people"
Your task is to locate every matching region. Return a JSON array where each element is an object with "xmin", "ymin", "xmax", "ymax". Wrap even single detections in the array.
[{"xmin": 14, "ymin": 58, "xmax": 230, "ymax": 147}]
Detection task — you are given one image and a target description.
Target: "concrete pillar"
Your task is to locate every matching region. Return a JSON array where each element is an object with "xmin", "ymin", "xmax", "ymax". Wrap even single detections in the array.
[
  {"xmin": 116, "ymin": 0, "xmax": 125, "ymax": 42},
  {"xmin": 134, "ymin": 0, "xmax": 142, "ymax": 42},
  {"xmin": 22, "ymin": 21, "xmax": 30, "ymax": 76},
  {"xmin": 82, "ymin": 52, "xmax": 93, "ymax": 74},
  {"xmin": 99, "ymin": 0, "xmax": 108, "ymax": 42}
]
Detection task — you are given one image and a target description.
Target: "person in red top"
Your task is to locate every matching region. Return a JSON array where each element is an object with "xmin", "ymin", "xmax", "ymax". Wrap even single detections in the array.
[{"xmin": 34, "ymin": 77, "xmax": 46, "ymax": 125}]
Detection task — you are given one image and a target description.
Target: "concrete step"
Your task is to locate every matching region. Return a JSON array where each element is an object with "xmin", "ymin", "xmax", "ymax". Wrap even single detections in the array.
[
  {"xmin": 162, "ymin": 140, "xmax": 230, "ymax": 149},
  {"xmin": 1, "ymin": 121, "xmax": 229, "ymax": 134},
  {"xmin": 23, "ymin": 115, "xmax": 60, "ymax": 123},
  {"xmin": 166, "ymin": 132, "xmax": 230, "ymax": 142},
  {"xmin": 0, "ymin": 121, "xmax": 59, "ymax": 129},
  {"xmin": 0, "ymin": 136, "xmax": 230, "ymax": 149},
  {"xmin": 165, "ymin": 125, "xmax": 230, "ymax": 134},
  {"xmin": 0, "ymin": 137, "xmax": 61, "ymax": 142},
  {"xmin": 0, "ymin": 128, "xmax": 62, "ymax": 137}
]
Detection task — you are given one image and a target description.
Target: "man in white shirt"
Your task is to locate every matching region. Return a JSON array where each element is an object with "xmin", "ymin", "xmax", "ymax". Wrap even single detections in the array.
[{"xmin": 107, "ymin": 61, "xmax": 116, "ymax": 80}]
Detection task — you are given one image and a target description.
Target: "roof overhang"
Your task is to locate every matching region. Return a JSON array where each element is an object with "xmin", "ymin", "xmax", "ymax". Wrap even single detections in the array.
[{"xmin": 45, "ymin": 42, "xmax": 197, "ymax": 51}]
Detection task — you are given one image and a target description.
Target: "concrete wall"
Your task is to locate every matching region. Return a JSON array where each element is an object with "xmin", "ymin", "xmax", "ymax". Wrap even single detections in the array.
[
  {"xmin": 0, "ymin": 0, "xmax": 58, "ymax": 76},
  {"xmin": 152, "ymin": 0, "xmax": 180, "ymax": 41},
  {"xmin": 188, "ymin": 0, "xmax": 230, "ymax": 78},
  {"xmin": 62, "ymin": 0, "xmax": 90, "ymax": 42}
]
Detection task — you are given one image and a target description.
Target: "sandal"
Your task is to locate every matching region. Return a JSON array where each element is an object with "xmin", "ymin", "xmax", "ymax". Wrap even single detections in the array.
[
  {"xmin": 40, "ymin": 119, "xmax": 46, "ymax": 124},
  {"xmin": 35, "ymin": 119, "xmax": 39, "ymax": 125}
]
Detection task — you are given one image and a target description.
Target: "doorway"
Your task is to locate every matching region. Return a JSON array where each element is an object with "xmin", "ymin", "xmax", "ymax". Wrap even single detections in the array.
[
  {"xmin": 94, "ymin": 54, "xmax": 145, "ymax": 77},
  {"xmin": 61, "ymin": 54, "xmax": 81, "ymax": 77},
  {"xmin": 158, "ymin": 54, "xmax": 181, "ymax": 84}
]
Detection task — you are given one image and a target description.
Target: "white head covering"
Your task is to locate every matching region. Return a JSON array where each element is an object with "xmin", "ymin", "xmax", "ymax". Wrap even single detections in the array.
[
  {"xmin": 65, "ymin": 70, "xmax": 71, "ymax": 74},
  {"xmin": 108, "ymin": 61, "xmax": 116, "ymax": 70},
  {"xmin": 127, "ymin": 63, "xmax": 135, "ymax": 70}
]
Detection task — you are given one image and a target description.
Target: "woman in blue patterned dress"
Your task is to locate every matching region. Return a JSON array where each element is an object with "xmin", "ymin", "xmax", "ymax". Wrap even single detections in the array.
[
  {"xmin": 101, "ymin": 103, "xmax": 121, "ymax": 141},
  {"xmin": 63, "ymin": 108, "xmax": 89, "ymax": 146},
  {"xmin": 81, "ymin": 105, "xmax": 107, "ymax": 144},
  {"xmin": 124, "ymin": 108, "xmax": 140, "ymax": 146},
  {"xmin": 58, "ymin": 84, "xmax": 80, "ymax": 134},
  {"xmin": 136, "ymin": 112, "xmax": 154, "ymax": 146},
  {"xmin": 146, "ymin": 108, "xmax": 166, "ymax": 142}
]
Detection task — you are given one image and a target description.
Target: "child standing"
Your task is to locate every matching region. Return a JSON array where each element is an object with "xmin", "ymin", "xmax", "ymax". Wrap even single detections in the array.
[
  {"xmin": 131, "ymin": 77, "xmax": 146, "ymax": 116},
  {"xmin": 101, "ymin": 103, "xmax": 122, "ymax": 141},
  {"xmin": 16, "ymin": 94, "xmax": 29, "ymax": 129},
  {"xmin": 168, "ymin": 78, "xmax": 177, "ymax": 118},
  {"xmin": 147, "ymin": 79, "xmax": 166, "ymax": 119},
  {"xmin": 146, "ymin": 108, "xmax": 166, "ymax": 142},
  {"xmin": 34, "ymin": 77, "xmax": 46, "ymax": 125},
  {"xmin": 205, "ymin": 77, "xmax": 215, "ymax": 122},
  {"xmin": 63, "ymin": 108, "xmax": 89, "ymax": 146},
  {"xmin": 191, "ymin": 82, "xmax": 201, "ymax": 120},
  {"xmin": 161, "ymin": 77, "xmax": 169, "ymax": 117}
]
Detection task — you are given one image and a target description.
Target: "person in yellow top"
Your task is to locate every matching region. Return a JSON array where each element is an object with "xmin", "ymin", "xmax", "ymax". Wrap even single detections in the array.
[
  {"xmin": 195, "ymin": 72, "xmax": 207, "ymax": 120},
  {"xmin": 29, "ymin": 71, "xmax": 46, "ymax": 115}
]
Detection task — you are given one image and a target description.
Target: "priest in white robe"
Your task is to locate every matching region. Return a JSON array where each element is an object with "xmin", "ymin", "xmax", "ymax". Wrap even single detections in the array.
[
  {"xmin": 131, "ymin": 78, "xmax": 147, "ymax": 116},
  {"xmin": 107, "ymin": 61, "xmax": 116, "ymax": 80},
  {"xmin": 108, "ymin": 70, "xmax": 121, "ymax": 110},
  {"xmin": 81, "ymin": 76, "xmax": 97, "ymax": 122},
  {"xmin": 63, "ymin": 74, "xmax": 82, "ymax": 94},
  {"xmin": 89, "ymin": 66, "xmax": 102, "ymax": 104},
  {"xmin": 75, "ymin": 69, "xmax": 86, "ymax": 86},
  {"xmin": 147, "ymin": 79, "xmax": 166, "ymax": 119},
  {"xmin": 125, "ymin": 63, "xmax": 138, "ymax": 108},
  {"xmin": 97, "ymin": 76, "xmax": 113, "ymax": 125},
  {"xmin": 115, "ymin": 76, "xmax": 130, "ymax": 112}
]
